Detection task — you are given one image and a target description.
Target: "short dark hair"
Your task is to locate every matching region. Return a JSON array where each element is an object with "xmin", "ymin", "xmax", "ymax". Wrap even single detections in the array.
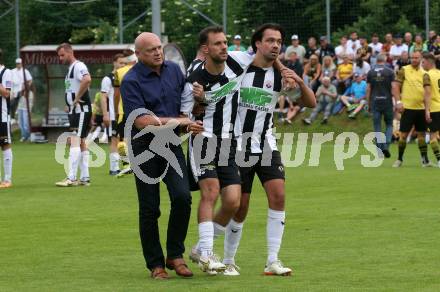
[
  {"xmin": 372, "ymin": 33, "xmax": 378, "ymax": 38},
  {"xmin": 56, "ymin": 42, "xmax": 72, "ymax": 53},
  {"xmin": 422, "ymin": 52, "xmax": 436, "ymax": 63},
  {"xmin": 251, "ymin": 23, "xmax": 285, "ymax": 53},
  {"xmin": 198, "ymin": 26, "xmax": 224, "ymax": 47},
  {"xmin": 113, "ymin": 53, "xmax": 125, "ymax": 61},
  {"xmin": 122, "ymin": 49, "xmax": 134, "ymax": 57}
]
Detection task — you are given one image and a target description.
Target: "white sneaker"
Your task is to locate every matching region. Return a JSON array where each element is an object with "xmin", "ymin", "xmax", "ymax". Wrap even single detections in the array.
[
  {"xmin": 55, "ymin": 178, "xmax": 78, "ymax": 187},
  {"xmin": 422, "ymin": 160, "xmax": 433, "ymax": 167},
  {"xmin": 199, "ymin": 253, "xmax": 226, "ymax": 274},
  {"xmin": 437, "ymin": 160, "xmax": 440, "ymax": 168},
  {"xmin": 189, "ymin": 245, "xmax": 201, "ymax": 263},
  {"xmin": 392, "ymin": 160, "xmax": 402, "ymax": 168},
  {"xmin": 264, "ymin": 260, "xmax": 292, "ymax": 276},
  {"xmin": 223, "ymin": 263, "xmax": 240, "ymax": 276}
]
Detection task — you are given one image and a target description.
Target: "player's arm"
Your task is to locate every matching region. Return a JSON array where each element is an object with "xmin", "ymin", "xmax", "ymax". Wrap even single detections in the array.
[
  {"xmin": 423, "ymin": 73, "xmax": 432, "ymax": 123},
  {"xmin": 366, "ymin": 83, "xmax": 372, "ymax": 111},
  {"xmin": 101, "ymin": 91, "xmax": 110, "ymax": 127},
  {"xmin": 392, "ymin": 68, "xmax": 404, "ymax": 112},
  {"xmin": 0, "ymin": 85, "xmax": 10, "ymax": 98},
  {"xmin": 75, "ymin": 74, "xmax": 91, "ymax": 104}
]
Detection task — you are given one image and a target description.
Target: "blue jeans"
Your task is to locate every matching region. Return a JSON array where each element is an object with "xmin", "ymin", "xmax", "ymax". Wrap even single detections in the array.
[
  {"xmin": 372, "ymin": 107, "xmax": 393, "ymax": 150},
  {"xmin": 18, "ymin": 108, "xmax": 30, "ymax": 140}
]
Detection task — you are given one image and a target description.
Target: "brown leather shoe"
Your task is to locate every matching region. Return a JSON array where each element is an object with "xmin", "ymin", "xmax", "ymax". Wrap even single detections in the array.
[
  {"xmin": 151, "ymin": 266, "xmax": 169, "ymax": 280},
  {"xmin": 166, "ymin": 257, "xmax": 193, "ymax": 278}
]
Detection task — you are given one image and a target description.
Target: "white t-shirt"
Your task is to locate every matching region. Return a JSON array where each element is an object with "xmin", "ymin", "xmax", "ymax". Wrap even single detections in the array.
[
  {"xmin": 11, "ymin": 68, "xmax": 32, "ymax": 96},
  {"xmin": 353, "ymin": 61, "xmax": 371, "ymax": 76},
  {"xmin": 368, "ymin": 42, "xmax": 383, "ymax": 55},
  {"xmin": 100, "ymin": 74, "xmax": 115, "ymax": 121},
  {"xmin": 390, "ymin": 44, "xmax": 409, "ymax": 57},
  {"xmin": 335, "ymin": 45, "xmax": 355, "ymax": 64},
  {"xmin": 347, "ymin": 39, "xmax": 361, "ymax": 53},
  {"xmin": 65, "ymin": 60, "xmax": 90, "ymax": 113},
  {"xmin": 0, "ymin": 65, "xmax": 12, "ymax": 121}
]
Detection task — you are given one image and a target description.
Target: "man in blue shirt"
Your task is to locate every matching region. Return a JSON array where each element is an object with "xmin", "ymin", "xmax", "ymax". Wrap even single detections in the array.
[
  {"xmin": 340, "ymin": 73, "xmax": 368, "ymax": 118},
  {"xmin": 121, "ymin": 32, "xmax": 202, "ymax": 280}
]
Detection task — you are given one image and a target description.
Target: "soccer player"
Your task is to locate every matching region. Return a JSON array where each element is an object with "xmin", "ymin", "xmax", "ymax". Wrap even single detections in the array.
[
  {"xmin": 101, "ymin": 53, "xmax": 126, "ymax": 175},
  {"xmin": 0, "ymin": 49, "xmax": 13, "ymax": 188},
  {"xmin": 421, "ymin": 53, "xmax": 440, "ymax": 166},
  {"xmin": 113, "ymin": 49, "xmax": 137, "ymax": 177},
  {"xmin": 223, "ymin": 23, "xmax": 315, "ymax": 276},
  {"xmin": 181, "ymin": 26, "xmax": 253, "ymax": 274},
  {"xmin": 392, "ymin": 51, "xmax": 431, "ymax": 167},
  {"xmin": 55, "ymin": 43, "xmax": 92, "ymax": 187}
]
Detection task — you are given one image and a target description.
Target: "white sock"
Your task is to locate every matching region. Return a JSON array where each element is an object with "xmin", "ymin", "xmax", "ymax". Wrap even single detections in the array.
[
  {"xmin": 198, "ymin": 221, "xmax": 214, "ymax": 257},
  {"xmin": 68, "ymin": 146, "xmax": 81, "ymax": 181},
  {"xmin": 80, "ymin": 150, "xmax": 90, "ymax": 180},
  {"xmin": 109, "ymin": 152, "xmax": 120, "ymax": 172},
  {"xmin": 213, "ymin": 222, "xmax": 226, "ymax": 239},
  {"xmin": 3, "ymin": 148, "xmax": 12, "ymax": 182},
  {"xmin": 267, "ymin": 208, "xmax": 286, "ymax": 265},
  {"xmin": 223, "ymin": 219, "xmax": 244, "ymax": 265},
  {"xmin": 91, "ymin": 126, "xmax": 101, "ymax": 141}
]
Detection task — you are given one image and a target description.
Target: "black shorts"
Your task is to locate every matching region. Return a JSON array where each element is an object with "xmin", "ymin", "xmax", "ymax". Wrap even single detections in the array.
[
  {"xmin": 400, "ymin": 109, "xmax": 427, "ymax": 133},
  {"xmin": 428, "ymin": 112, "xmax": 440, "ymax": 132},
  {"xmin": 188, "ymin": 136, "xmax": 241, "ymax": 189},
  {"xmin": 0, "ymin": 120, "xmax": 11, "ymax": 145},
  {"xmin": 108, "ymin": 120, "xmax": 118, "ymax": 138},
  {"xmin": 94, "ymin": 114, "xmax": 103, "ymax": 127},
  {"xmin": 240, "ymin": 150, "xmax": 285, "ymax": 194},
  {"xmin": 117, "ymin": 118, "xmax": 126, "ymax": 139},
  {"xmin": 68, "ymin": 112, "xmax": 92, "ymax": 138}
]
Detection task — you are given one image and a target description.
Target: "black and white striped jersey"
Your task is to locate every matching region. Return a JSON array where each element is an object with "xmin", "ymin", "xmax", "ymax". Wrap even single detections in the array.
[
  {"xmin": 0, "ymin": 65, "xmax": 12, "ymax": 122},
  {"xmin": 181, "ymin": 51, "xmax": 253, "ymax": 139},
  {"xmin": 186, "ymin": 58, "xmax": 203, "ymax": 78},
  {"xmin": 100, "ymin": 73, "xmax": 116, "ymax": 121},
  {"xmin": 238, "ymin": 65, "xmax": 282, "ymax": 153},
  {"xmin": 65, "ymin": 60, "xmax": 91, "ymax": 114}
]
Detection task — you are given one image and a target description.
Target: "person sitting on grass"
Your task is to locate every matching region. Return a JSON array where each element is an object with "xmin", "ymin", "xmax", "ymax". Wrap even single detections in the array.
[
  {"xmin": 303, "ymin": 76, "xmax": 337, "ymax": 125},
  {"xmin": 340, "ymin": 73, "xmax": 367, "ymax": 119}
]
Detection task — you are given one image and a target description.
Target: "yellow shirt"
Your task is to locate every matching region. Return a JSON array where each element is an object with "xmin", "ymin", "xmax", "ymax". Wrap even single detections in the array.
[
  {"xmin": 396, "ymin": 65, "xmax": 429, "ymax": 110},
  {"xmin": 427, "ymin": 68, "xmax": 440, "ymax": 112},
  {"xmin": 338, "ymin": 63, "xmax": 353, "ymax": 80},
  {"xmin": 114, "ymin": 64, "xmax": 134, "ymax": 123}
]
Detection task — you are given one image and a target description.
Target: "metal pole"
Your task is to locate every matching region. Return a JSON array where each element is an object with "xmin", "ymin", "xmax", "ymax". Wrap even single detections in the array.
[
  {"xmin": 15, "ymin": 0, "xmax": 20, "ymax": 58},
  {"xmin": 118, "ymin": 0, "xmax": 123, "ymax": 43},
  {"xmin": 425, "ymin": 0, "xmax": 429, "ymax": 39},
  {"xmin": 223, "ymin": 0, "xmax": 227, "ymax": 34},
  {"xmin": 152, "ymin": 0, "xmax": 161, "ymax": 38},
  {"xmin": 326, "ymin": 0, "xmax": 330, "ymax": 43}
]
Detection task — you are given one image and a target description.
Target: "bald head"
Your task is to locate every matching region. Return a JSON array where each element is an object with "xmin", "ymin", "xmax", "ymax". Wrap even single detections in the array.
[{"xmin": 134, "ymin": 32, "xmax": 163, "ymax": 71}]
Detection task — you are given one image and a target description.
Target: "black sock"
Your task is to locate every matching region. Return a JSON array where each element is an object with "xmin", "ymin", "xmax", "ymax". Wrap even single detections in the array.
[
  {"xmin": 398, "ymin": 139, "xmax": 406, "ymax": 161},
  {"xmin": 430, "ymin": 140, "xmax": 440, "ymax": 161},
  {"xmin": 418, "ymin": 137, "xmax": 429, "ymax": 163}
]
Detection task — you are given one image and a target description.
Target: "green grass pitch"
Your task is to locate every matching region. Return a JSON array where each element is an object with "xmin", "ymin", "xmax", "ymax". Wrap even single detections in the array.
[{"xmin": 1, "ymin": 141, "xmax": 439, "ymax": 291}]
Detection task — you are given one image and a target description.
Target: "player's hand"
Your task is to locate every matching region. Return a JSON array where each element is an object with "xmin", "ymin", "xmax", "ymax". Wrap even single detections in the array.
[
  {"xmin": 177, "ymin": 117, "xmax": 193, "ymax": 127},
  {"xmin": 64, "ymin": 106, "xmax": 69, "ymax": 113},
  {"xmin": 395, "ymin": 102, "xmax": 404, "ymax": 113},
  {"xmin": 73, "ymin": 98, "xmax": 84, "ymax": 105},
  {"xmin": 192, "ymin": 82, "xmax": 205, "ymax": 103},
  {"xmin": 425, "ymin": 110, "xmax": 432, "ymax": 124},
  {"xmin": 187, "ymin": 120, "xmax": 204, "ymax": 135},
  {"xmin": 103, "ymin": 113, "xmax": 110, "ymax": 127}
]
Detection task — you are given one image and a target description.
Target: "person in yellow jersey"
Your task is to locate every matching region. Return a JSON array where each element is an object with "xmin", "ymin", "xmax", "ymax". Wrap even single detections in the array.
[
  {"xmin": 392, "ymin": 51, "xmax": 431, "ymax": 167},
  {"xmin": 421, "ymin": 52, "xmax": 440, "ymax": 167},
  {"xmin": 113, "ymin": 48, "xmax": 137, "ymax": 176}
]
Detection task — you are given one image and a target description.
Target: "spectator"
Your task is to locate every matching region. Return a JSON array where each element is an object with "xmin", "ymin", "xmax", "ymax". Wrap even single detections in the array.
[
  {"xmin": 285, "ymin": 51, "xmax": 303, "ymax": 77},
  {"xmin": 369, "ymin": 33, "xmax": 383, "ymax": 67},
  {"xmin": 390, "ymin": 34, "xmax": 408, "ymax": 64},
  {"xmin": 228, "ymin": 34, "xmax": 246, "ymax": 51},
  {"xmin": 340, "ymin": 73, "xmax": 367, "ymax": 119},
  {"xmin": 318, "ymin": 36, "xmax": 335, "ymax": 61},
  {"xmin": 382, "ymin": 33, "xmax": 394, "ymax": 64},
  {"xmin": 303, "ymin": 53, "xmax": 321, "ymax": 91},
  {"xmin": 335, "ymin": 35, "xmax": 354, "ymax": 64},
  {"xmin": 320, "ymin": 55, "xmax": 336, "ymax": 81},
  {"xmin": 303, "ymin": 77, "xmax": 337, "ymax": 125},
  {"xmin": 304, "ymin": 37, "xmax": 320, "ymax": 64},
  {"xmin": 353, "ymin": 50, "xmax": 371, "ymax": 78},
  {"xmin": 285, "ymin": 34, "xmax": 306, "ymax": 64},
  {"xmin": 333, "ymin": 54, "xmax": 353, "ymax": 93},
  {"xmin": 404, "ymin": 32, "xmax": 413, "ymax": 51},
  {"xmin": 10, "ymin": 58, "xmax": 32, "ymax": 124},
  {"xmin": 358, "ymin": 37, "xmax": 372, "ymax": 63},
  {"xmin": 395, "ymin": 50, "xmax": 411, "ymax": 72},
  {"xmin": 409, "ymin": 34, "xmax": 428, "ymax": 53},
  {"xmin": 347, "ymin": 31, "xmax": 361, "ymax": 53},
  {"xmin": 431, "ymin": 35, "xmax": 440, "ymax": 68},
  {"xmin": 426, "ymin": 30, "xmax": 437, "ymax": 51}
]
